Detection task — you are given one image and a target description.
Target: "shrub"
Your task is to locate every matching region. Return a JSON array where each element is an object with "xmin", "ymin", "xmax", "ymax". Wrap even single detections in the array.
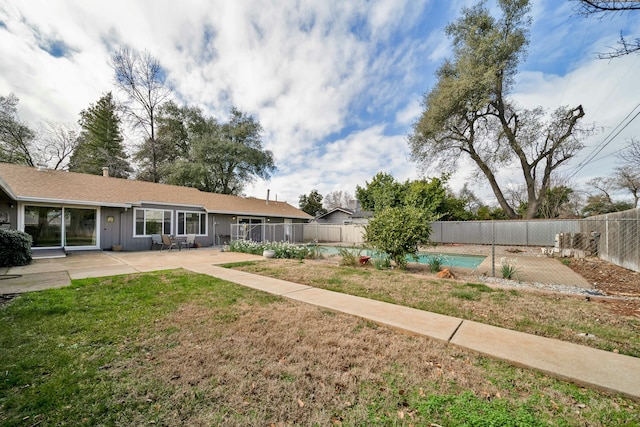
[
  {"xmin": 0, "ymin": 228, "xmax": 32, "ymax": 267},
  {"xmin": 364, "ymin": 206, "xmax": 433, "ymax": 269},
  {"xmin": 229, "ymin": 241, "xmax": 316, "ymax": 260},
  {"xmin": 500, "ymin": 257, "xmax": 520, "ymax": 279}
]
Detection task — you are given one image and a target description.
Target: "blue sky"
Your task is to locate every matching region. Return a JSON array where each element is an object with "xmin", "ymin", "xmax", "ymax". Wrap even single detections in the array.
[{"xmin": 1, "ymin": 0, "xmax": 638, "ymax": 207}]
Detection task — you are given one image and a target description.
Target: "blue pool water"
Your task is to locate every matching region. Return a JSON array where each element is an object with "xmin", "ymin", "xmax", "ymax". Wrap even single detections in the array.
[{"xmin": 315, "ymin": 246, "xmax": 486, "ymax": 269}]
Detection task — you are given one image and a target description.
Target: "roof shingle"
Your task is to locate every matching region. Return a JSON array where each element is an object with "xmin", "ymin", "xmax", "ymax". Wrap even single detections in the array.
[{"xmin": 0, "ymin": 163, "xmax": 311, "ymax": 219}]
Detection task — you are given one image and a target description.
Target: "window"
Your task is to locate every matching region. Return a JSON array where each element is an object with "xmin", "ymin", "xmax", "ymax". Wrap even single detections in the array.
[
  {"xmin": 134, "ymin": 209, "xmax": 172, "ymax": 236},
  {"xmin": 177, "ymin": 211, "xmax": 207, "ymax": 235}
]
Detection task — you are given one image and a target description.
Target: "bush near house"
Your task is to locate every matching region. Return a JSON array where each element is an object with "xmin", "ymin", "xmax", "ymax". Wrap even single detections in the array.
[
  {"xmin": 230, "ymin": 240, "xmax": 319, "ymax": 259},
  {"xmin": 0, "ymin": 229, "xmax": 32, "ymax": 267}
]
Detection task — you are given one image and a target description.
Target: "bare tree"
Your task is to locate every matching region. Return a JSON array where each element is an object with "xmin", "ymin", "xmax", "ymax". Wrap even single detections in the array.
[
  {"xmin": 36, "ymin": 121, "xmax": 79, "ymax": 170},
  {"xmin": 0, "ymin": 93, "xmax": 36, "ymax": 166},
  {"xmin": 620, "ymin": 137, "xmax": 640, "ymax": 165},
  {"xmin": 111, "ymin": 47, "xmax": 171, "ymax": 182},
  {"xmin": 611, "ymin": 165, "xmax": 640, "ymax": 208},
  {"xmin": 574, "ymin": 1, "xmax": 640, "ymax": 58},
  {"xmin": 324, "ymin": 190, "xmax": 353, "ymax": 210}
]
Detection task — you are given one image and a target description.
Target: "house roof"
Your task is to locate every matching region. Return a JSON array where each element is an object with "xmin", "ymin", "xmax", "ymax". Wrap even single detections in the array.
[
  {"xmin": 315, "ymin": 207, "xmax": 354, "ymax": 219},
  {"xmin": 0, "ymin": 163, "xmax": 312, "ymax": 220}
]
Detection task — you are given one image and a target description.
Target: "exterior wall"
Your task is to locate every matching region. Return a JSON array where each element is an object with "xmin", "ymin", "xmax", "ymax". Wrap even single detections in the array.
[
  {"xmin": 321, "ymin": 211, "xmax": 352, "ymax": 224},
  {"xmin": 0, "ymin": 189, "xmax": 17, "ymax": 230},
  {"xmin": 120, "ymin": 203, "xmax": 211, "ymax": 251},
  {"xmin": 100, "ymin": 207, "xmax": 125, "ymax": 249}
]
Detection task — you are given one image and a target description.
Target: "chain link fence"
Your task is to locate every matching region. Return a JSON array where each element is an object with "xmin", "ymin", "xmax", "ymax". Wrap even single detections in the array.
[{"xmin": 229, "ymin": 209, "xmax": 640, "ymax": 273}]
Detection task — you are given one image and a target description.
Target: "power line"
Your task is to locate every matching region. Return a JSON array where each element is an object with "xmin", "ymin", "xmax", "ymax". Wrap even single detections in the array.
[{"xmin": 566, "ymin": 102, "xmax": 640, "ymax": 179}]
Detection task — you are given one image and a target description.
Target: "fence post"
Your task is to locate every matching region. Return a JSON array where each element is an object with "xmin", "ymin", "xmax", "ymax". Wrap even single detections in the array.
[{"xmin": 491, "ymin": 220, "xmax": 496, "ymax": 277}]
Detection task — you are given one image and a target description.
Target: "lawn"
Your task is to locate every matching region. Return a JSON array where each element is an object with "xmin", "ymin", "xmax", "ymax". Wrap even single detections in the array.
[
  {"xmin": 0, "ymin": 270, "xmax": 638, "ymax": 426},
  {"xmin": 229, "ymin": 259, "xmax": 640, "ymax": 358}
]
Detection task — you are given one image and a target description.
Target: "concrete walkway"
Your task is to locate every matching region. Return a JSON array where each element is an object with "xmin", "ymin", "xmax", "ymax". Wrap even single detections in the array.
[{"xmin": 2, "ymin": 250, "xmax": 639, "ymax": 400}]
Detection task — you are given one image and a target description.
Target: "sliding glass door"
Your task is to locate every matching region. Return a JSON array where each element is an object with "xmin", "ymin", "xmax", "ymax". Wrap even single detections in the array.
[
  {"xmin": 24, "ymin": 206, "xmax": 62, "ymax": 247},
  {"xmin": 23, "ymin": 205, "xmax": 98, "ymax": 248}
]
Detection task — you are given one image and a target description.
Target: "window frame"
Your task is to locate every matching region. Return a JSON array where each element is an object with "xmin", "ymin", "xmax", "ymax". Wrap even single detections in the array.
[
  {"xmin": 176, "ymin": 210, "xmax": 207, "ymax": 236},
  {"xmin": 133, "ymin": 208, "xmax": 173, "ymax": 237}
]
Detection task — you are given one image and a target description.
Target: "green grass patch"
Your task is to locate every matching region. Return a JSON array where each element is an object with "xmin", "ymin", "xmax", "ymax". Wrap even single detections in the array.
[
  {"xmin": 0, "ymin": 270, "xmax": 278, "ymax": 426},
  {"xmin": 220, "ymin": 261, "xmax": 259, "ymax": 268}
]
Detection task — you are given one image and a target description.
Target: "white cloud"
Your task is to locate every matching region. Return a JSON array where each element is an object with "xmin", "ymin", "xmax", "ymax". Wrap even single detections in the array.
[{"xmin": 1, "ymin": 0, "xmax": 638, "ymax": 211}]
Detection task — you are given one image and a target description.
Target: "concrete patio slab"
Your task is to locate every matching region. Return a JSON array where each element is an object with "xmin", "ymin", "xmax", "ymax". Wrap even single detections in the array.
[{"xmin": 0, "ymin": 271, "xmax": 70, "ymax": 294}]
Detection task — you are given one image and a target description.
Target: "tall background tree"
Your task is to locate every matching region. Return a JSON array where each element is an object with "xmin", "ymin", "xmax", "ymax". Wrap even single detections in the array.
[
  {"xmin": 324, "ymin": 190, "xmax": 353, "ymax": 210},
  {"xmin": 356, "ymin": 172, "xmax": 473, "ymax": 220},
  {"xmin": 156, "ymin": 104, "xmax": 275, "ymax": 195},
  {"xmin": 111, "ymin": 47, "xmax": 171, "ymax": 183},
  {"xmin": 409, "ymin": 0, "xmax": 594, "ymax": 219},
  {"xmin": 0, "ymin": 93, "xmax": 37, "ymax": 166},
  {"xmin": 68, "ymin": 92, "xmax": 131, "ymax": 178},
  {"xmin": 299, "ymin": 190, "xmax": 326, "ymax": 217},
  {"xmin": 575, "ymin": 0, "xmax": 640, "ymax": 58},
  {"xmin": 1, "ymin": 93, "xmax": 78, "ymax": 169}
]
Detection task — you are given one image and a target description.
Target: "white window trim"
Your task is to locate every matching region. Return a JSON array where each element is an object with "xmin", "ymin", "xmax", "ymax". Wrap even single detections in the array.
[
  {"xmin": 176, "ymin": 210, "xmax": 208, "ymax": 236},
  {"xmin": 133, "ymin": 208, "xmax": 173, "ymax": 237},
  {"xmin": 18, "ymin": 202, "xmax": 101, "ymax": 250}
]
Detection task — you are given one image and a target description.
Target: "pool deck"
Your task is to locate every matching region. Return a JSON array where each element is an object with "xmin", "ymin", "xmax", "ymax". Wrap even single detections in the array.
[{"xmin": 417, "ymin": 244, "xmax": 592, "ymax": 288}]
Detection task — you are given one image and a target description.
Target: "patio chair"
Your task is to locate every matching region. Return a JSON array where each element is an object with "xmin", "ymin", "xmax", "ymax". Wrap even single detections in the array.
[
  {"xmin": 185, "ymin": 234, "xmax": 196, "ymax": 249},
  {"xmin": 160, "ymin": 234, "xmax": 180, "ymax": 251},
  {"xmin": 151, "ymin": 234, "xmax": 162, "ymax": 250}
]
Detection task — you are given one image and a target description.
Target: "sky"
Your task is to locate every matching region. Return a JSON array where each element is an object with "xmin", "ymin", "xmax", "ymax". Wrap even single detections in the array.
[{"xmin": 1, "ymin": 0, "xmax": 639, "ymax": 207}]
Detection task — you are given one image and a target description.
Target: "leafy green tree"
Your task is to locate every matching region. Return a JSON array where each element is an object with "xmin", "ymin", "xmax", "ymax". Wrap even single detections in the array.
[
  {"xmin": 364, "ymin": 206, "xmax": 433, "ymax": 269},
  {"xmin": 299, "ymin": 190, "xmax": 326, "ymax": 217},
  {"xmin": 476, "ymin": 206, "xmax": 508, "ymax": 220},
  {"xmin": 409, "ymin": 0, "xmax": 593, "ymax": 219},
  {"xmin": 112, "ymin": 47, "xmax": 171, "ymax": 183},
  {"xmin": 537, "ymin": 186, "xmax": 574, "ymax": 218},
  {"xmin": 68, "ymin": 92, "xmax": 131, "ymax": 178},
  {"xmin": 582, "ymin": 195, "xmax": 633, "ymax": 217},
  {"xmin": 0, "ymin": 93, "xmax": 36, "ymax": 166},
  {"xmin": 355, "ymin": 172, "xmax": 406, "ymax": 212},
  {"xmin": 160, "ymin": 106, "xmax": 275, "ymax": 195}
]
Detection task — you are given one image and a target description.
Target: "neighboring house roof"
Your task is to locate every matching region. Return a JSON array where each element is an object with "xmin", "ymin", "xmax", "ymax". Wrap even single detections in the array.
[
  {"xmin": 0, "ymin": 163, "xmax": 312, "ymax": 220},
  {"xmin": 315, "ymin": 207, "xmax": 354, "ymax": 220},
  {"xmin": 351, "ymin": 210, "xmax": 373, "ymax": 219}
]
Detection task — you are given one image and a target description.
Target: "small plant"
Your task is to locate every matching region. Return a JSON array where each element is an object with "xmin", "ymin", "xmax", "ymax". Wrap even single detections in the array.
[
  {"xmin": 372, "ymin": 253, "xmax": 392, "ymax": 270},
  {"xmin": 561, "ymin": 259, "xmax": 571, "ymax": 266},
  {"xmin": 500, "ymin": 257, "xmax": 520, "ymax": 279},
  {"xmin": 427, "ymin": 255, "xmax": 443, "ymax": 273},
  {"xmin": 338, "ymin": 246, "xmax": 361, "ymax": 266}
]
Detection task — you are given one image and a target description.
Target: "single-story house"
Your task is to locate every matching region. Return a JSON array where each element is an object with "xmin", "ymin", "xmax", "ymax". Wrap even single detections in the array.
[
  {"xmin": 0, "ymin": 162, "xmax": 312, "ymax": 252},
  {"xmin": 312, "ymin": 207, "xmax": 373, "ymax": 224}
]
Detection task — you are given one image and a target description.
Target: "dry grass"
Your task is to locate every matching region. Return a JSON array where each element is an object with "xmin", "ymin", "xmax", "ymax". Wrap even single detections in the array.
[
  {"xmin": 229, "ymin": 259, "xmax": 640, "ymax": 357},
  {"xmin": 3, "ymin": 270, "xmax": 637, "ymax": 426},
  {"xmin": 115, "ymin": 300, "xmax": 635, "ymax": 426}
]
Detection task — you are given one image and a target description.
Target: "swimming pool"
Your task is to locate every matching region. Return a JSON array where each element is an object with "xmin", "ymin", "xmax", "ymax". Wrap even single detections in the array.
[{"xmin": 315, "ymin": 246, "xmax": 486, "ymax": 269}]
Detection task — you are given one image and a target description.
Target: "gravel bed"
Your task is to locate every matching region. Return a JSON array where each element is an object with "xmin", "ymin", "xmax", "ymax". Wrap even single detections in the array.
[{"xmin": 475, "ymin": 275, "xmax": 610, "ymax": 297}]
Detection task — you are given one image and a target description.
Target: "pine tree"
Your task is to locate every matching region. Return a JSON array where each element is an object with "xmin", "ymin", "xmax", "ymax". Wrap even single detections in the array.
[{"xmin": 69, "ymin": 92, "xmax": 131, "ymax": 178}]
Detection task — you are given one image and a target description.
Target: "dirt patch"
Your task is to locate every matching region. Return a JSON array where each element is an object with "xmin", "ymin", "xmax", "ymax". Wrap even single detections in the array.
[
  {"xmin": 565, "ymin": 257, "xmax": 640, "ymax": 297},
  {"xmin": 565, "ymin": 257, "xmax": 640, "ymax": 317}
]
